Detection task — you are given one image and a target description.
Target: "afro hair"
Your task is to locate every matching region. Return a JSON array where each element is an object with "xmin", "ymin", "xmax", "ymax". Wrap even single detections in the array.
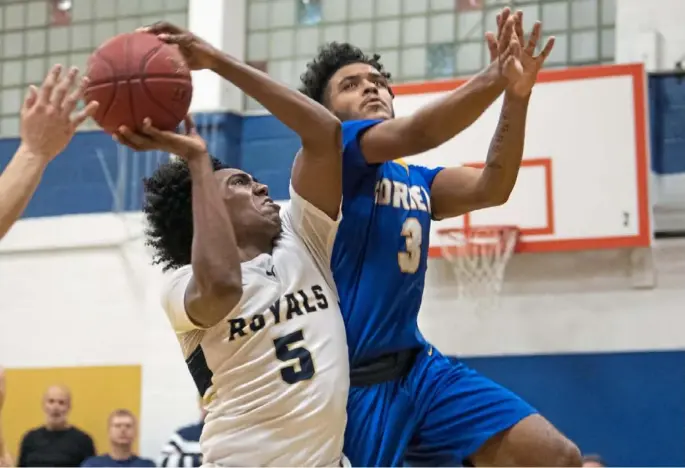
[
  {"xmin": 143, "ymin": 156, "xmax": 227, "ymax": 271},
  {"xmin": 299, "ymin": 42, "xmax": 392, "ymax": 104}
]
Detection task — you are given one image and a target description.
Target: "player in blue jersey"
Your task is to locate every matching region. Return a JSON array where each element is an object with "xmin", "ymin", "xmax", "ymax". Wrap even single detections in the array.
[{"xmin": 300, "ymin": 8, "xmax": 581, "ymax": 467}]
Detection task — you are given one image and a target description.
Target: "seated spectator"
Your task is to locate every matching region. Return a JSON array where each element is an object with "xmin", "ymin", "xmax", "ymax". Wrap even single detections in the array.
[
  {"xmin": 582, "ymin": 454, "xmax": 606, "ymax": 467},
  {"xmin": 158, "ymin": 398, "xmax": 206, "ymax": 467},
  {"xmin": 18, "ymin": 385, "xmax": 95, "ymax": 467},
  {"xmin": 81, "ymin": 409, "xmax": 154, "ymax": 467},
  {"xmin": 0, "ymin": 368, "xmax": 13, "ymax": 467}
]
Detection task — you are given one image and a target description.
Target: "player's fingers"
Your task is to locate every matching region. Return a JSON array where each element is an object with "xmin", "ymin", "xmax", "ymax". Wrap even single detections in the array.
[
  {"xmin": 71, "ymin": 101, "xmax": 99, "ymax": 128},
  {"xmin": 537, "ymin": 36, "xmax": 555, "ymax": 62},
  {"xmin": 485, "ymin": 32, "xmax": 498, "ymax": 62},
  {"xmin": 498, "ymin": 16, "xmax": 515, "ymax": 54},
  {"xmin": 137, "ymin": 21, "xmax": 184, "ymax": 35},
  {"xmin": 515, "ymin": 11, "xmax": 525, "ymax": 46},
  {"xmin": 23, "ymin": 85, "xmax": 38, "ymax": 111},
  {"xmin": 52, "ymin": 66, "xmax": 78, "ymax": 112},
  {"xmin": 39, "ymin": 64, "xmax": 62, "ymax": 106},
  {"xmin": 157, "ymin": 33, "xmax": 193, "ymax": 49},
  {"xmin": 63, "ymin": 77, "xmax": 89, "ymax": 117},
  {"xmin": 182, "ymin": 115, "xmax": 197, "ymax": 135},
  {"xmin": 118, "ymin": 125, "xmax": 156, "ymax": 149},
  {"xmin": 526, "ymin": 21, "xmax": 542, "ymax": 55},
  {"xmin": 113, "ymin": 132, "xmax": 145, "ymax": 151}
]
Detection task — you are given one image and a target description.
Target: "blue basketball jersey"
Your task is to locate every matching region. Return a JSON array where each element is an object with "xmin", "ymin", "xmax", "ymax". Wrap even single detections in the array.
[{"xmin": 332, "ymin": 120, "xmax": 444, "ymax": 366}]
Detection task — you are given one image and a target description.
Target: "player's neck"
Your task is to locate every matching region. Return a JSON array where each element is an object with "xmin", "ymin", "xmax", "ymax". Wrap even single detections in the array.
[
  {"xmin": 239, "ymin": 239, "xmax": 273, "ymax": 261},
  {"xmin": 109, "ymin": 445, "xmax": 133, "ymax": 461}
]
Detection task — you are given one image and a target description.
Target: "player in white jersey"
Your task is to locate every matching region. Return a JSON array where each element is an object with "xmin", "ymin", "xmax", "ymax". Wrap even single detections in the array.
[{"xmin": 116, "ymin": 24, "xmax": 348, "ymax": 467}]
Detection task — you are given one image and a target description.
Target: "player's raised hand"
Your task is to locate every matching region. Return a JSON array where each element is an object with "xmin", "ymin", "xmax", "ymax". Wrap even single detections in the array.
[
  {"xmin": 485, "ymin": 9, "xmax": 524, "ymax": 86},
  {"xmin": 504, "ymin": 12, "xmax": 555, "ymax": 98},
  {"xmin": 114, "ymin": 115, "xmax": 208, "ymax": 160},
  {"xmin": 137, "ymin": 22, "xmax": 219, "ymax": 71},
  {"xmin": 20, "ymin": 64, "xmax": 99, "ymax": 161}
]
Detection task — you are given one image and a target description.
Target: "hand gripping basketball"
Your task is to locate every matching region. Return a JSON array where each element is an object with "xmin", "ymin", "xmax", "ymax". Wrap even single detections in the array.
[
  {"xmin": 114, "ymin": 115, "xmax": 207, "ymax": 161},
  {"xmin": 138, "ymin": 22, "xmax": 220, "ymax": 71},
  {"xmin": 20, "ymin": 64, "xmax": 99, "ymax": 161}
]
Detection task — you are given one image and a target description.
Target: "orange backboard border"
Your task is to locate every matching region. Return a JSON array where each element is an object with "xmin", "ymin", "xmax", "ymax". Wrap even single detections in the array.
[{"xmin": 394, "ymin": 64, "xmax": 652, "ymax": 255}]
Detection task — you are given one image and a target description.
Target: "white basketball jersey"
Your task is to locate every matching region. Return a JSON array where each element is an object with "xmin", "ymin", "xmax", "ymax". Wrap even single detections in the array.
[{"xmin": 160, "ymin": 185, "xmax": 349, "ymax": 467}]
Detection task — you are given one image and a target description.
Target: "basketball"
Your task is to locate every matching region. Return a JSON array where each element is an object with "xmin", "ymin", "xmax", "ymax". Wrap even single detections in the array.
[{"xmin": 84, "ymin": 32, "xmax": 193, "ymax": 135}]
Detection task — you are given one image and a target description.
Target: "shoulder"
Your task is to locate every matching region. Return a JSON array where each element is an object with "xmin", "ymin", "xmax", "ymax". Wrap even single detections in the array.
[
  {"xmin": 177, "ymin": 422, "xmax": 203, "ymax": 441},
  {"xmin": 21, "ymin": 426, "xmax": 44, "ymax": 440},
  {"xmin": 136, "ymin": 457, "xmax": 156, "ymax": 467},
  {"xmin": 342, "ymin": 119, "xmax": 383, "ymax": 147},
  {"xmin": 71, "ymin": 427, "xmax": 93, "ymax": 439},
  {"xmin": 80, "ymin": 455, "xmax": 104, "ymax": 467},
  {"xmin": 408, "ymin": 163, "xmax": 444, "ymax": 188}
]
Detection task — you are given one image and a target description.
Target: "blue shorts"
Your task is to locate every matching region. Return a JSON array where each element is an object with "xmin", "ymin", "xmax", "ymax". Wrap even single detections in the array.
[{"xmin": 343, "ymin": 345, "xmax": 537, "ymax": 466}]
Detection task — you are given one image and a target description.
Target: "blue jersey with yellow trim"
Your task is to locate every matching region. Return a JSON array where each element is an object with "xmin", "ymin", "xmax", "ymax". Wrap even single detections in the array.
[{"xmin": 332, "ymin": 120, "xmax": 444, "ymax": 366}]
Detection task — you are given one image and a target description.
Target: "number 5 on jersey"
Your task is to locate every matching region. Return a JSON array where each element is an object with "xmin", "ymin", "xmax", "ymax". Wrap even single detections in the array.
[
  {"xmin": 273, "ymin": 330, "xmax": 315, "ymax": 384},
  {"xmin": 398, "ymin": 217, "xmax": 422, "ymax": 274}
]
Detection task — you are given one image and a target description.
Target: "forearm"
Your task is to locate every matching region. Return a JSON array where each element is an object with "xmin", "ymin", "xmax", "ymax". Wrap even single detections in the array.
[
  {"xmin": 209, "ymin": 53, "xmax": 338, "ymax": 145},
  {"xmin": 478, "ymin": 92, "xmax": 530, "ymax": 203},
  {"xmin": 411, "ymin": 62, "xmax": 506, "ymax": 148},
  {"xmin": 188, "ymin": 155, "xmax": 242, "ymax": 294},
  {"xmin": 0, "ymin": 146, "xmax": 48, "ymax": 239}
]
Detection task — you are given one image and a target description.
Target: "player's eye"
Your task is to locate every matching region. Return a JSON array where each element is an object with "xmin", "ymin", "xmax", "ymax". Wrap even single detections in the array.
[
  {"xmin": 342, "ymin": 81, "xmax": 357, "ymax": 90},
  {"xmin": 231, "ymin": 176, "xmax": 249, "ymax": 186}
]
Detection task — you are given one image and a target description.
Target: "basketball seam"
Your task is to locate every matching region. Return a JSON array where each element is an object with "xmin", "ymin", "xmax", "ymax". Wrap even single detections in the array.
[
  {"xmin": 138, "ymin": 46, "xmax": 189, "ymax": 125},
  {"xmin": 89, "ymin": 48, "xmax": 118, "ymax": 122},
  {"xmin": 87, "ymin": 74, "xmax": 192, "ymax": 86}
]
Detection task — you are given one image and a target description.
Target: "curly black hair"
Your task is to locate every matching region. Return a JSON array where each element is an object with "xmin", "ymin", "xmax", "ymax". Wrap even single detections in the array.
[
  {"xmin": 143, "ymin": 156, "xmax": 227, "ymax": 271},
  {"xmin": 299, "ymin": 42, "xmax": 392, "ymax": 104}
]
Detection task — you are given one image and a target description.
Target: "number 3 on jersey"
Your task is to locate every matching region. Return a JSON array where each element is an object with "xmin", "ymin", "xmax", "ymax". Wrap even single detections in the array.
[
  {"xmin": 273, "ymin": 330, "xmax": 315, "ymax": 384},
  {"xmin": 398, "ymin": 217, "xmax": 422, "ymax": 273}
]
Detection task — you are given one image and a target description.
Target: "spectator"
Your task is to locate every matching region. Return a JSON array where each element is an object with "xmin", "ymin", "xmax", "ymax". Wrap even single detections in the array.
[
  {"xmin": 0, "ymin": 368, "xmax": 13, "ymax": 467},
  {"xmin": 582, "ymin": 454, "xmax": 606, "ymax": 467},
  {"xmin": 158, "ymin": 398, "xmax": 206, "ymax": 467},
  {"xmin": 17, "ymin": 384, "xmax": 95, "ymax": 467},
  {"xmin": 81, "ymin": 409, "xmax": 154, "ymax": 467}
]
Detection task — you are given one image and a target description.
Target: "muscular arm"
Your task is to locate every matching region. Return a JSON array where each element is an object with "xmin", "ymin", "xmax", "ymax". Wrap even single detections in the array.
[
  {"xmin": 360, "ymin": 62, "xmax": 506, "ymax": 164},
  {"xmin": 0, "ymin": 147, "xmax": 48, "ymax": 240},
  {"xmin": 210, "ymin": 54, "xmax": 342, "ymax": 220},
  {"xmin": 430, "ymin": 93, "xmax": 530, "ymax": 219},
  {"xmin": 184, "ymin": 153, "xmax": 243, "ymax": 328}
]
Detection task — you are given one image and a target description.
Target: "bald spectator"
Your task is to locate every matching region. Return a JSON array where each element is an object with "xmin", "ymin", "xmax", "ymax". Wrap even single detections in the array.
[
  {"xmin": 0, "ymin": 368, "xmax": 13, "ymax": 467},
  {"xmin": 81, "ymin": 409, "xmax": 154, "ymax": 467},
  {"xmin": 17, "ymin": 385, "xmax": 95, "ymax": 467},
  {"xmin": 582, "ymin": 454, "xmax": 606, "ymax": 467}
]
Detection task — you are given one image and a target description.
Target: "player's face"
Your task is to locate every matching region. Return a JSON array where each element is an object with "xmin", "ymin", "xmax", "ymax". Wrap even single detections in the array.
[
  {"xmin": 108, "ymin": 415, "xmax": 136, "ymax": 446},
  {"xmin": 214, "ymin": 168, "xmax": 281, "ymax": 240},
  {"xmin": 326, "ymin": 63, "xmax": 394, "ymax": 121}
]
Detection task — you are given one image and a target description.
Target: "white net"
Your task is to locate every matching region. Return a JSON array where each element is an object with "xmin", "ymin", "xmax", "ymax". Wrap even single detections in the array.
[{"xmin": 436, "ymin": 226, "xmax": 519, "ymax": 313}]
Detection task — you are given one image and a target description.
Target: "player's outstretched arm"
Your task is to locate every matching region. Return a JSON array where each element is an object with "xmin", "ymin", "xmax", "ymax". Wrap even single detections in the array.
[
  {"xmin": 139, "ymin": 22, "xmax": 342, "ymax": 220},
  {"xmin": 116, "ymin": 118, "xmax": 243, "ymax": 328},
  {"xmin": 0, "ymin": 65, "xmax": 98, "ymax": 240},
  {"xmin": 429, "ymin": 18, "xmax": 554, "ymax": 220},
  {"xmin": 354, "ymin": 8, "xmax": 524, "ymax": 165}
]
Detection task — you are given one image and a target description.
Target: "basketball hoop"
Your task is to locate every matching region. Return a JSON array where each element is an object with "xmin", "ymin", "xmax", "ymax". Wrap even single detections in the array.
[{"xmin": 436, "ymin": 226, "xmax": 519, "ymax": 313}]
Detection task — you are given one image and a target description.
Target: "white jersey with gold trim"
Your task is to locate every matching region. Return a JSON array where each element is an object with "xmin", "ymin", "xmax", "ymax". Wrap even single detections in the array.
[{"xmin": 160, "ymin": 185, "xmax": 349, "ymax": 467}]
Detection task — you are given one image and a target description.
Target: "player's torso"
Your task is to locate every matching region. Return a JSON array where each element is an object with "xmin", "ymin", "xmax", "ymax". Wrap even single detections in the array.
[
  {"xmin": 333, "ymin": 161, "xmax": 432, "ymax": 365},
  {"xmin": 197, "ymin": 229, "xmax": 349, "ymax": 466}
]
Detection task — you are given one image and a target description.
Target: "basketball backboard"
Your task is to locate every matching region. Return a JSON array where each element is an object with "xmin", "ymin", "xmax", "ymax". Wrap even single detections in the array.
[{"xmin": 392, "ymin": 64, "xmax": 651, "ymax": 256}]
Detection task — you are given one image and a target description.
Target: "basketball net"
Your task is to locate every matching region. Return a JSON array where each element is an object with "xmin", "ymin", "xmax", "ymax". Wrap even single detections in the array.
[{"xmin": 436, "ymin": 226, "xmax": 519, "ymax": 313}]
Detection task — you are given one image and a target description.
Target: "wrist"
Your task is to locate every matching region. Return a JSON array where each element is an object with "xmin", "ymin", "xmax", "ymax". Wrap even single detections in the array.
[
  {"xmin": 15, "ymin": 144, "xmax": 51, "ymax": 168},
  {"xmin": 185, "ymin": 151, "xmax": 212, "ymax": 171},
  {"xmin": 504, "ymin": 90, "xmax": 532, "ymax": 105}
]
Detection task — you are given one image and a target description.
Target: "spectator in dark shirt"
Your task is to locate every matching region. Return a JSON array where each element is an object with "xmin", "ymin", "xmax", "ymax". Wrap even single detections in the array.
[
  {"xmin": 158, "ymin": 398, "xmax": 206, "ymax": 467},
  {"xmin": 18, "ymin": 384, "xmax": 95, "ymax": 467},
  {"xmin": 81, "ymin": 409, "xmax": 155, "ymax": 468}
]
